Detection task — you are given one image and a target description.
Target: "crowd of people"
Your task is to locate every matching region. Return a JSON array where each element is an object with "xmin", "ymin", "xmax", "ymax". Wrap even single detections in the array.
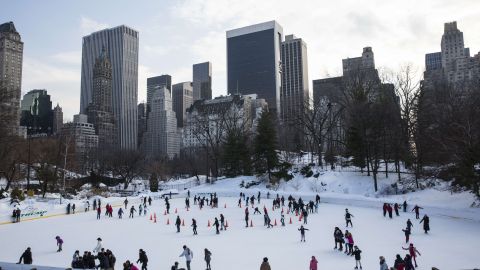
[{"xmin": 12, "ymin": 190, "xmax": 439, "ymax": 270}]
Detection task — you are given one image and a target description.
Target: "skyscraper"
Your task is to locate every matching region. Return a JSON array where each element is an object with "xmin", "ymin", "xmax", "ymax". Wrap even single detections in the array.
[
  {"xmin": 0, "ymin": 21, "xmax": 23, "ymax": 136},
  {"xmin": 280, "ymin": 34, "xmax": 309, "ymax": 123},
  {"xmin": 137, "ymin": 102, "xmax": 147, "ymax": 148},
  {"xmin": 80, "ymin": 25, "xmax": 139, "ymax": 150},
  {"xmin": 147, "ymin": 75, "xmax": 171, "ymax": 112},
  {"xmin": 192, "ymin": 62, "xmax": 212, "ymax": 101},
  {"xmin": 227, "ymin": 21, "xmax": 283, "ymax": 115},
  {"xmin": 86, "ymin": 48, "xmax": 117, "ymax": 149},
  {"xmin": 52, "ymin": 103, "xmax": 63, "ymax": 135},
  {"xmin": 141, "ymin": 86, "xmax": 179, "ymax": 159},
  {"xmin": 172, "ymin": 81, "xmax": 193, "ymax": 127},
  {"xmin": 20, "ymin": 89, "xmax": 53, "ymax": 135}
]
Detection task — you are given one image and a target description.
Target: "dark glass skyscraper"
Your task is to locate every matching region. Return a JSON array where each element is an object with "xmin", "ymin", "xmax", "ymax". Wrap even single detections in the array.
[
  {"xmin": 147, "ymin": 74, "xmax": 171, "ymax": 110},
  {"xmin": 227, "ymin": 21, "xmax": 283, "ymax": 114},
  {"xmin": 193, "ymin": 62, "xmax": 212, "ymax": 101}
]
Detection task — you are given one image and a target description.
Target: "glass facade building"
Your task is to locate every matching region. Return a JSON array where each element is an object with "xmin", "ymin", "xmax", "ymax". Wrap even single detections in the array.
[
  {"xmin": 227, "ymin": 21, "xmax": 283, "ymax": 115},
  {"xmin": 193, "ymin": 62, "xmax": 212, "ymax": 101}
]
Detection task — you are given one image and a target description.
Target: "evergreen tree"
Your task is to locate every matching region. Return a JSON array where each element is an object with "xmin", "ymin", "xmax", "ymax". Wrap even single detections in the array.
[
  {"xmin": 345, "ymin": 126, "xmax": 366, "ymax": 172},
  {"xmin": 223, "ymin": 131, "xmax": 251, "ymax": 177},
  {"xmin": 253, "ymin": 110, "xmax": 279, "ymax": 182}
]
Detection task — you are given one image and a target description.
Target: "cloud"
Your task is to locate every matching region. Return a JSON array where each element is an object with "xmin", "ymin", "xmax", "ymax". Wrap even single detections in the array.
[
  {"xmin": 52, "ymin": 50, "xmax": 81, "ymax": 65},
  {"xmin": 80, "ymin": 16, "xmax": 109, "ymax": 36}
]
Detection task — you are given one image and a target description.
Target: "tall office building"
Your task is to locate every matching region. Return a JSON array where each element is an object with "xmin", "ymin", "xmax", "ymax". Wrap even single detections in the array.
[
  {"xmin": 52, "ymin": 103, "xmax": 63, "ymax": 135},
  {"xmin": 137, "ymin": 102, "xmax": 147, "ymax": 148},
  {"xmin": 86, "ymin": 48, "xmax": 117, "ymax": 149},
  {"xmin": 20, "ymin": 89, "xmax": 53, "ymax": 135},
  {"xmin": 280, "ymin": 34, "xmax": 309, "ymax": 123},
  {"xmin": 141, "ymin": 86, "xmax": 179, "ymax": 159},
  {"xmin": 227, "ymin": 21, "xmax": 283, "ymax": 115},
  {"xmin": 172, "ymin": 81, "xmax": 193, "ymax": 127},
  {"xmin": 0, "ymin": 22, "xmax": 23, "ymax": 135},
  {"xmin": 147, "ymin": 75, "xmax": 171, "ymax": 112},
  {"xmin": 192, "ymin": 62, "xmax": 212, "ymax": 101},
  {"xmin": 80, "ymin": 25, "xmax": 139, "ymax": 150}
]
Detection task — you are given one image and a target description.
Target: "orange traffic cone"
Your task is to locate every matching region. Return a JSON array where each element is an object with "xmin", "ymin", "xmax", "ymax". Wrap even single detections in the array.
[
  {"xmin": 154, "ymin": 213, "xmax": 157, "ymax": 219},
  {"xmin": 182, "ymin": 219, "xmax": 185, "ymax": 226},
  {"xmin": 164, "ymin": 210, "xmax": 167, "ymax": 215},
  {"xmin": 274, "ymin": 219, "xmax": 277, "ymax": 226},
  {"xmin": 166, "ymin": 218, "xmax": 170, "ymax": 225},
  {"xmin": 289, "ymin": 217, "xmax": 292, "ymax": 224},
  {"xmin": 250, "ymin": 220, "xmax": 253, "ymax": 227},
  {"xmin": 150, "ymin": 214, "xmax": 152, "ymax": 220},
  {"xmin": 225, "ymin": 220, "xmax": 229, "ymax": 228},
  {"xmin": 295, "ymin": 210, "xmax": 298, "ymax": 216},
  {"xmin": 208, "ymin": 220, "xmax": 211, "ymax": 227},
  {"xmin": 154, "ymin": 216, "xmax": 157, "ymax": 223}
]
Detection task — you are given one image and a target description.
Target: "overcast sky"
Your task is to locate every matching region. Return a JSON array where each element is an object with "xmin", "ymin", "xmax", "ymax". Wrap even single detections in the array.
[{"xmin": 3, "ymin": 0, "xmax": 480, "ymax": 121}]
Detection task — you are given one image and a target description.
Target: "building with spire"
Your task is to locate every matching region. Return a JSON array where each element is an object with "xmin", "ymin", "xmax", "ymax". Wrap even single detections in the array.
[
  {"xmin": 52, "ymin": 103, "xmax": 63, "ymax": 135},
  {"xmin": 0, "ymin": 21, "xmax": 23, "ymax": 136},
  {"xmin": 87, "ymin": 47, "xmax": 117, "ymax": 150}
]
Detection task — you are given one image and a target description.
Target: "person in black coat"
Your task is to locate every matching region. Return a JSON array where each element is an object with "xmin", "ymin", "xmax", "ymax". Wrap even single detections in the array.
[
  {"xmin": 420, "ymin": 214, "xmax": 430, "ymax": 234},
  {"xmin": 176, "ymin": 216, "xmax": 182, "ymax": 233},
  {"xmin": 137, "ymin": 249, "xmax": 149, "ymax": 270},
  {"xmin": 213, "ymin": 217, "xmax": 220, "ymax": 234},
  {"xmin": 352, "ymin": 245, "xmax": 362, "ymax": 269},
  {"xmin": 17, "ymin": 247, "xmax": 32, "ymax": 264}
]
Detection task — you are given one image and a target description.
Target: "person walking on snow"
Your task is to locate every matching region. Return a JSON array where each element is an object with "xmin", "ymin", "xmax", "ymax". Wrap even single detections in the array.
[
  {"xmin": 204, "ymin": 248, "xmax": 212, "ymax": 270},
  {"xmin": 345, "ymin": 209, "xmax": 354, "ymax": 227},
  {"xmin": 176, "ymin": 216, "xmax": 182, "ymax": 233},
  {"xmin": 353, "ymin": 245, "xmax": 362, "ymax": 269},
  {"xmin": 412, "ymin": 205, "xmax": 423, "ymax": 219},
  {"xmin": 136, "ymin": 249, "xmax": 148, "ymax": 270},
  {"xmin": 192, "ymin": 218, "xmax": 198, "ymax": 235},
  {"xmin": 309, "ymin": 256, "xmax": 318, "ymax": 270},
  {"xmin": 419, "ymin": 214, "xmax": 430, "ymax": 234},
  {"xmin": 129, "ymin": 205, "xmax": 136, "ymax": 218},
  {"xmin": 93, "ymin": 238, "xmax": 102, "ymax": 254},
  {"xmin": 402, "ymin": 243, "xmax": 421, "ymax": 267},
  {"xmin": 179, "ymin": 245, "xmax": 193, "ymax": 270},
  {"xmin": 55, "ymin": 236, "xmax": 63, "ymax": 252},
  {"xmin": 298, "ymin": 225, "xmax": 309, "ymax": 242}
]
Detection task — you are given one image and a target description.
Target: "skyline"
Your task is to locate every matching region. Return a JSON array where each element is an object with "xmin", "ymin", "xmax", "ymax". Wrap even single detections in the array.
[{"xmin": 2, "ymin": 0, "xmax": 480, "ymax": 120}]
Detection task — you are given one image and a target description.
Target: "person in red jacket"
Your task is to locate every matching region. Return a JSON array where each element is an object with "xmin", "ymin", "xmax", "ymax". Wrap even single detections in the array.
[
  {"xmin": 402, "ymin": 243, "xmax": 421, "ymax": 267},
  {"xmin": 309, "ymin": 256, "xmax": 318, "ymax": 270}
]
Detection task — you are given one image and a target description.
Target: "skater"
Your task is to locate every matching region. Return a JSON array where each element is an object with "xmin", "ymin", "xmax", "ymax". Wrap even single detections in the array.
[
  {"xmin": 118, "ymin": 207, "xmax": 124, "ymax": 218},
  {"xmin": 176, "ymin": 216, "xmax": 182, "ymax": 233},
  {"xmin": 245, "ymin": 207, "xmax": 250, "ymax": 227},
  {"xmin": 260, "ymin": 257, "xmax": 271, "ymax": 270},
  {"xmin": 334, "ymin": 227, "xmax": 344, "ymax": 250},
  {"xmin": 254, "ymin": 207, "xmax": 261, "ymax": 214},
  {"xmin": 136, "ymin": 249, "xmax": 148, "ymax": 270},
  {"xmin": 67, "ymin": 203, "xmax": 71, "ymax": 214},
  {"xmin": 84, "ymin": 201, "xmax": 90, "ymax": 212},
  {"xmin": 345, "ymin": 209, "xmax": 354, "ymax": 227},
  {"xmin": 406, "ymin": 219, "xmax": 413, "ymax": 231},
  {"xmin": 17, "ymin": 247, "xmax": 32, "ymax": 264},
  {"xmin": 352, "ymin": 245, "xmax": 362, "ymax": 269},
  {"xmin": 394, "ymin": 254, "xmax": 405, "ymax": 270},
  {"xmin": 412, "ymin": 205, "xmax": 423, "ymax": 219},
  {"xmin": 394, "ymin": 203, "xmax": 400, "ymax": 216},
  {"xmin": 213, "ymin": 217, "xmax": 220, "ymax": 234},
  {"xmin": 204, "ymin": 248, "xmax": 212, "ymax": 270},
  {"xmin": 280, "ymin": 214, "xmax": 285, "ymax": 226},
  {"xmin": 419, "ymin": 214, "xmax": 430, "ymax": 234},
  {"xmin": 402, "ymin": 243, "xmax": 421, "ymax": 267},
  {"xmin": 387, "ymin": 204, "xmax": 393, "ymax": 219},
  {"xmin": 298, "ymin": 225, "xmax": 309, "ymax": 242},
  {"xmin": 187, "ymin": 190, "xmax": 190, "ymax": 198},
  {"xmin": 93, "ymin": 238, "xmax": 103, "ymax": 253},
  {"xmin": 129, "ymin": 205, "xmax": 136, "ymax": 218},
  {"xmin": 97, "ymin": 205, "xmax": 101, "ymax": 220},
  {"xmin": 404, "ymin": 254, "xmax": 415, "ymax": 270},
  {"xmin": 303, "ymin": 209, "xmax": 309, "ymax": 224},
  {"xmin": 139, "ymin": 204, "xmax": 143, "ymax": 216},
  {"xmin": 124, "ymin": 198, "xmax": 128, "ymax": 209},
  {"xmin": 383, "ymin": 203, "xmax": 387, "ymax": 217},
  {"xmin": 55, "ymin": 236, "xmax": 63, "ymax": 252},
  {"xmin": 403, "ymin": 200, "xmax": 408, "ymax": 212},
  {"xmin": 192, "ymin": 218, "xmax": 198, "ymax": 235},
  {"xmin": 148, "ymin": 196, "xmax": 152, "ymax": 206},
  {"xmin": 72, "ymin": 203, "xmax": 76, "ymax": 214},
  {"xmin": 379, "ymin": 256, "xmax": 389, "ymax": 270},
  {"xmin": 220, "ymin": 214, "xmax": 225, "ymax": 230},
  {"xmin": 346, "ymin": 231, "xmax": 354, "ymax": 255},
  {"xmin": 402, "ymin": 226, "xmax": 411, "ymax": 243},
  {"xmin": 15, "ymin": 208, "xmax": 21, "ymax": 222},
  {"xmin": 179, "ymin": 245, "xmax": 193, "ymax": 270},
  {"xmin": 309, "ymin": 256, "xmax": 318, "ymax": 270}
]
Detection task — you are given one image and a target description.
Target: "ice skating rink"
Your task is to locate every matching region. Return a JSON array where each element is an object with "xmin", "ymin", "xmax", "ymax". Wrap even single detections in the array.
[{"xmin": 1, "ymin": 197, "xmax": 479, "ymax": 270}]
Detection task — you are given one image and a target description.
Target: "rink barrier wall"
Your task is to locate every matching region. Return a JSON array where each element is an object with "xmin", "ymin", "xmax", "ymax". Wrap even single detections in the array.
[{"xmin": 0, "ymin": 261, "xmax": 77, "ymax": 270}]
